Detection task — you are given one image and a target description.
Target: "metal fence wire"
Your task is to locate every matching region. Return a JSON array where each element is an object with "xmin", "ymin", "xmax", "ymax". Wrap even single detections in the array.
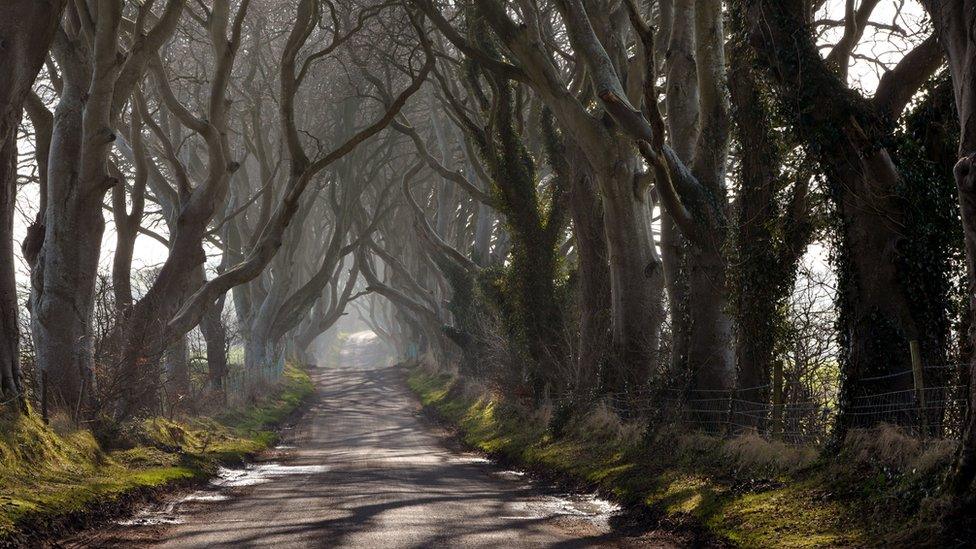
[{"xmin": 551, "ymin": 364, "xmax": 969, "ymax": 446}]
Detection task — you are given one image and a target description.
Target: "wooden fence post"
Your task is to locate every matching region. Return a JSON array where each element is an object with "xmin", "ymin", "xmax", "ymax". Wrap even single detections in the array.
[
  {"xmin": 771, "ymin": 360, "xmax": 784, "ymax": 440},
  {"xmin": 910, "ymin": 340, "xmax": 926, "ymax": 435}
]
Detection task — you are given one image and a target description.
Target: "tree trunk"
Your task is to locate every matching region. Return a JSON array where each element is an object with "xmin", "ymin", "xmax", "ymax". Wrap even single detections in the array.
[
  {"xmin": 0, "ymin": 0, "xmax": 66, "ymax": 409},
  {"xmin": 200, "ymin": 302, "xmax": 228, "ymax": 394},
  {"xmin": 567, "ymin": 147, "xmax": 611, "ymax": 395},
  {"xmin": 243, "ymin": 248, "xmax": 294, "ymax": 374},
  {"xmin": 684, "ymin": 246, "xmax": 734, "ymax": 429},
  {"xmin": 830, "ymin": 143, "xmax": 943, "ymax": 432},
  {"xmin": 30, "ymin": 0, "xmax": 131, "ymax": 419},
  {"xmin": 661, "ymin": 0, "xmax": 698, "ymax": 383},
  {"xmin": 598, "ymin": 153, "xmax": 664, "ymax": 406},
  {"xmin": 244, "ymin": 335, "xmax": 278, "ymax": 383},
  {"xmin": 30, "ymin": 76, "xmax": 103, "ymax": 417},
  {"xmin": 684, "ymin": 0, "xmax": 735, "ymax": 427},
  {"xmin": 726, "ymin": 31, "xmax": 811, "ymax": 432},
  {"xmin": 950, "ymin": 152, "xmax": 976, "ymax": 508},
  {"xmin": 163, "ymin": 336, "xmax": 190, "ymax": 410},
  {"xmin": 924, "ymin": 0, "xmax": 976, "ymax": 511},
  {"xmin": 0, "ymin": 110, "xmax": 22, "ymax": 405}
]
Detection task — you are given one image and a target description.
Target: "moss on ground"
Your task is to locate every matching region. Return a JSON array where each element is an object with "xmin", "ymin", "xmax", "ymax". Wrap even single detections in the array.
[
  {"xmin": 408, "ymin": 366, "xmax": 947, "ymax": 548},
  {"xmin": 0, "ymin": 363, "xmax": 314, "ymax": 542}
]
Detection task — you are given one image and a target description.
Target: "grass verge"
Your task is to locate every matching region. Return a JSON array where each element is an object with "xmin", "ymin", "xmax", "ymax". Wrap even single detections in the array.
[
  {"xmin": 408, "ymin": 365, "xmax": 954, "ymax": 548},
  {"xmin": 0, "ymin": 363, "xmax": 314, "ymax": 545}
]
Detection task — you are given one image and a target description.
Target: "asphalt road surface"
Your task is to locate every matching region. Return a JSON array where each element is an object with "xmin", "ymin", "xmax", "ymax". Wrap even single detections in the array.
[{"xmin": 66, "ymin": 331, "xmax": 679, "ymax": 548}]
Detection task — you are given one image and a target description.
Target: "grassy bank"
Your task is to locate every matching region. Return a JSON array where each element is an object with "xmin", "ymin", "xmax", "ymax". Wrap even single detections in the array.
[
  {"xmin": 408, "ymin": 366, "xmax": 954, "ymax": 548},
  {"xmin": 0, "ymin": 364, "xmax": 314, "ymax": 544}
]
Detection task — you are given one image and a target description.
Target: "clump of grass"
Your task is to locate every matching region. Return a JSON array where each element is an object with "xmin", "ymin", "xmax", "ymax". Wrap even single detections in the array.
[
  {"xmin": 843, "ymin": 424, "xmax": 922, "ymax": 472},
  {"xmin": 0, "ymin": 412, "xmax": 102, "ymax": 480},
  {"xmin": 723, "ymin": 432, "xmax": 818, "ymax": 477},
  {"xmin": 912, "ymin": 440, "xmax": 955, "ymax": 476},
  {"xmin": 842, "ymin": 424, "xmax": 955, "ymax": 475},
  {"xmin": 568, "ymin": 402, "xmax": 645, "ymax": 452}
]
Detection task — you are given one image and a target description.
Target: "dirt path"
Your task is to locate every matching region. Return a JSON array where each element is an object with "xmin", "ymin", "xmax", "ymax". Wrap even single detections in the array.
[{"xmin": 63, "ymin": 332, "xmax": 680, "ymax": 548}]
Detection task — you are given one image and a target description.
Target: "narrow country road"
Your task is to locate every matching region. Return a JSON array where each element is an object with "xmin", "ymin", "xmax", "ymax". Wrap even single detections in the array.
[{"xmin": 66, "ymin": 332, "xmax": 679, "ymax": 548}]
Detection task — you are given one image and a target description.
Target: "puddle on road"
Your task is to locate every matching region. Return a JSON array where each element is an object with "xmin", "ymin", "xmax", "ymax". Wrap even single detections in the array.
[
  {"xmin": 459, "ymin": 454, "xmax": 620, "ymax": 528},
  {"xmin": 117, "ymin": 500, "xmax": 185, "ymax": 526},
  {"xmin": 181, "ymin": 492, "xmax": 231, "ymax": 503},
  {"xmin": 453, "ymin": 455, "xmax": 492, "ymax": 465},
  {"xmin": 212, "ymin": 463, "xmax": 329, "ymax": 488},
  {"xmin": 480, "ymin": 461, "xmax": 621, "ymax": 528},
  {"xmin": 546, "ymin": 493, "xmax": 621, "ymax": 517},
  {"xmin": 210, "ymin": 463, "xmax": 329, "ymax": 488},
  {"xmin": 115, "ymin": 461, "xmax": 328, "ymax": 527},
  {"xmin": 509, "ymin": 493, "xmax": 621, "ymax": 528},
  {"xmin": 491, "ymin": 469, "xmax": 527, "ymax": 480}
]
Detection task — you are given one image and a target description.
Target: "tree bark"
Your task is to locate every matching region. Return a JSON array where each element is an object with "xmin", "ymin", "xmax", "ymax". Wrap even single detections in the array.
[
  {"xmin": 566, "ymin": 144, "xmax": 611, "ymax": 396},
  {"xmin": 598, "ymin": 154, "xmax": 665, "ymax": 404},
  {"xmin": 200, "ymin": 302, "xmax": 229, "ymax": 394},
  {"xmin": 661, "ymin": 0, "xmax": 697, "ymax": 387},
  {"xmin": 923, "ymin": 0, "xmax": 976, "ymax": 510},
  {"xmin": 163, "ymin": 336, "xmax": 189, "ymax": 410},
  {"xmin": 30, "ymin": 68, "xmax": 105, "ymax": 417},
  {"xmin": 0, "ymin": 0, "xmax": 66, "ymax": 408}
]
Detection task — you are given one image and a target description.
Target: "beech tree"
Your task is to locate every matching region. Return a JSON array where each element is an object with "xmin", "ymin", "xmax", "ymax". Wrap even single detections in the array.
[
  {"xmin": 921, "ymin": 0, "xmax": 976, "ymax": 512},
  {"xmin": 0, "ymin": 0, "xmax": 67, "ymax": 407}
]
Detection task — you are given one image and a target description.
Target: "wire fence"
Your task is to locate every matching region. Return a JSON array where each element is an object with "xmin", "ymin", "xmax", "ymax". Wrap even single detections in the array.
[{"xmin": 549, "ymin": 364, "xmax": 970, "ymax": 446}]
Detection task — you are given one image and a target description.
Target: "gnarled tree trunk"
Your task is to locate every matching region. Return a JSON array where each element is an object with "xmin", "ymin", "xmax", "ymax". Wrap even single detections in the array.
[
  {"xmin": 0, "ymin": 0, "xmax": 66, "ymax": 408},
  {"xmin": 0, "ymin": 0, "xmax": 65, "ymax": 409}
]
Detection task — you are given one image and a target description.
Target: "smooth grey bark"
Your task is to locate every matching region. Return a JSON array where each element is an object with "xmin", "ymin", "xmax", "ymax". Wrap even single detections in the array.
[
  {"xmin": 661, "ymin": 0, "xmax": 698, "ymax": 382},
  {"xmin": 684, "ymin": 0, "xmax": 734, "ymax": 403},
  {"xmin": 244, "ymin": 243, "xmax": 297, "ymax": 373},
  {"xmin": 110, "ymin": 94, "xmax": 149, "ymax": 312},
  {"xmin": 31, "ymin": 31, "xmax": 108, "ymax": 416},
  {"xmin": 200, "ymin": 298, "xmax": 229, "ymax": 393},
  {"xmin": 162, "ymin": 335, "xmax": 189, "ymax": 408},
  {"xmin": 638, "ymin": 0, "xmax": 736, "ymax": 408},
  {"xmin": 0, "ymin": 0, "xmax": 65, "ymax": 407}
]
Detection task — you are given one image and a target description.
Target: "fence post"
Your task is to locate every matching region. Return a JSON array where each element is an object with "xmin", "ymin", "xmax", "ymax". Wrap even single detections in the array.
[
  {"xmin": 771, "ymin": 360, "xmax": 784, "ymax": 440},
  {"xmin": 909, "ymin": 340, "xmax": 926, "ymax": 435}
]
